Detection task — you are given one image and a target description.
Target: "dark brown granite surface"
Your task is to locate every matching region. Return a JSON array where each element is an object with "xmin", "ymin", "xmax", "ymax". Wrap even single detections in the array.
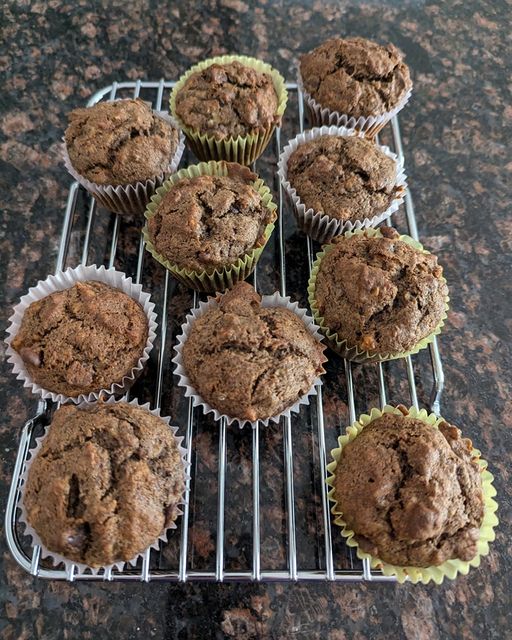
[{"xmin": 1, "ymin": 1, "xmax": 511, "ymax": 639}]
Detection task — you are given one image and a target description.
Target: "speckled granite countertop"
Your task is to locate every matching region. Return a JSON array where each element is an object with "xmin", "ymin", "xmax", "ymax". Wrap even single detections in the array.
[{"xmin": 1, "ymin": 1, "xmax": 511, "ymax": 638}]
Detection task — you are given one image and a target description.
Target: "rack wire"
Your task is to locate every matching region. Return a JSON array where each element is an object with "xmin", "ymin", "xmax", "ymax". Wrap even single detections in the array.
[{"xmin": 5, "ymin": 79, "xmax": 444, "ymax": 582}]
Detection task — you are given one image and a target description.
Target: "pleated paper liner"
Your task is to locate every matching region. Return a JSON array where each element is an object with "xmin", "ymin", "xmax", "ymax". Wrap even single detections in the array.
[
  {"xmin": 326, "ymin": 405, "xmax": 499, "ymax": 584},
  {"xmin": 62, "ymin": 102, "xmax": 185, "ymax": 215},
  {"xmin": 143, "ymin": 160, "xmax": 277, "ymax": 293},
  {"xmin": 297, "ymin": 67, "xmax": 412, "ymax": 138},
  {"xmin": 17, "ymin": 396, "xmax": 189, "ymax": 577},
  {"xmin": 170, "ymin": 55, "xmax": 288, "ymax": 165},
  {"xmin": 307, "ymin": 228, "xmax": 450, "ymax": 363},
  {"xmin": 5, "ymin": 265, "xmax": 157, "ymax": 404},
  {"xmin": 172, "ymin": 290, "xmax": 326, "ymax": 429},
  {"xmin": 277, "ymin": 125, "xmax": 407, "ymax": 244}
]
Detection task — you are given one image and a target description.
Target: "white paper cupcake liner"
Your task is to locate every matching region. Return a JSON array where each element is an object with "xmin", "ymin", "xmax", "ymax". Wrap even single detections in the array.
[
  {"xmin": 17, "ymin": 396, "xmax": 190, "ymax": 576},
  {"xmin": 297, "ymin": 67, "xmax": 412, "ymax": 137},
  {"xmin": 172, "ymin": 291, "xmax": 326, "ymax": 428},
  {"xmin": 5, "ymin": 265, "xmax": 157, "ymax": 404},
  {"xmin": 277, "ymin": 125, "xmax": 407, "ymax": 244},
  {"xmin": 62, "ymin": 102, "xmax": 185, "ymax": 215}
]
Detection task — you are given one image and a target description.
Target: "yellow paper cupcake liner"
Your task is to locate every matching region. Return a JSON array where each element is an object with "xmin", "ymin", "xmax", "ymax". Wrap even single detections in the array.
[
  {"xmin": 170, "ymin": 55, "xmax": 288, "ymax": 165},
  {"xmin": 143, "ymin": 160, "xmax": 277, "ymax": 293},
  {"xmin": 307, "ymin": 227, "xmax": 450, "ymax": 363},
  {"xmin": 327, "ymin": 405, "xmax": 499, "ymax": 584}
]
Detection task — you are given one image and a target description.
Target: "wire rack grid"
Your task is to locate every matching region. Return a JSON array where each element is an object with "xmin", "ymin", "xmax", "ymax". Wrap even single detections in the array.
[{"xmin": 5, "ymin": 79, "xmax": 444, "ymax": 583}]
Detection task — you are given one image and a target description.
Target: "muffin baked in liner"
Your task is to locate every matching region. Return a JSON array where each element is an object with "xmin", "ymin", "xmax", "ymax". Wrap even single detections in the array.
[
  {"xmin": 17, "ymin": 396, "xmax": 189, "ymax": 576},
  {"xmin": 277, "ymin": 125, "xmax": 407, "ymax": 244},
  {"xmin": 172, "ymin": 290, "xmax": 325, "ymax": 428},
  {"xmin": 62, "ymin": 100, "xmax": 185, "ymax": 215},
  {"xmin": 297, "ymin": 66, "xmax": 412, "ymax": 138},
  {"xmin": 307, "ymin": 228, "xmax": 450, "ymax": 363},
  {"xmin": 5, "ymin": 265, "xmax": 157, "ymax": 404},
  {"xmin": 170, "ymin": 55, "xmax": 288, "ymax": 165},
  {"xmin": 143, "ymin": 160, "xmax": 277, "ymax": 293},
  {"xmin": 326, "ymin": 405, "xmax": 498, "ymax": 584}
]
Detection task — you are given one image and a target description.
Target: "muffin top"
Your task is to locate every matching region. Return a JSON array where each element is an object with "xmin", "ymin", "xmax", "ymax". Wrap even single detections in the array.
[
  {"xmin": 314, "ymin": 228, "xmax": 448, "ymax": 354},
  {"xmin": 65, "ymin": 98, "xmax": 180, "ymax": 185},
  {"xmin": 286, "ymin": 134, "xmax": 402, "ymax": 221},
  {"xmin": 300, "ymin": 37, "xmax": 412, "ymax": 118},
  {"xmin": 182, "ymin": 282, "xmax": 326, "ymax": 422},
  {"xmin": 174, "ymin": 61, "xmax": 279, "ymax": 138},
  {"xmin": 147, "ymin": 163, "xmax": 276, "ymax": 272},
  {"xmin": 24, "ymin": 402, "xmax": 185, "ymax": 567},
  {"xmin": 333, "ymin": 411, "xmax": 485, "ymax": 567},
  {"xmin": 12, "ymin": 281, "xmax": 148, "ymax": 397}
]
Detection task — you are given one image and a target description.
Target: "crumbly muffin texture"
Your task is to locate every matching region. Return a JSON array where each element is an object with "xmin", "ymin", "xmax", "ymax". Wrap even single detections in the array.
[
  {"xmin": 175, "ymin": 61, "xmax": 279, "ymax": 138},
  {"xmin": 65, "ymin": 98, "xmax": 180, "ymax": 185},
  {"xmin": 300, "ymin": 37, "xmax": 412, "ymax": 118},
  {"xmin": 147, "ymin": 163, "xmax": 276, "ymax": 272},
  {"xmin": 12, "ymin": 281, "xmax": 148, "ymax": 397},
  {"xmin": 286, "ymin": 135, "xmax": 402, "ymax": 221},
  {"xmin": 182, "ymin": 282, "xmax": 326, "ymax": 422},
  {"xmin": 24, "ymin": 403, "xmax": 185, "ymax": 567},
  {"xmin": 333, "ymin": 411, "xmax": 485, "ymax": 567},
  {"xmin": 314, "ymin": 228, "xmax": 448, "ymax": 354}
]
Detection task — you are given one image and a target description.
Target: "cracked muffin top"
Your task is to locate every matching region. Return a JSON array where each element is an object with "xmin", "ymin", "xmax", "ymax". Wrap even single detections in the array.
[
  {"xmin": 11, "ymin": 281, "xmax": 148, "ymax": 397},
  {"xmin": 314, "ymin": 228, "xmax": 448, "ymax": 355},
  {"xmin": 174, "ymin": 61, "xmax": 280, "ymax": 138},
  {"xmin": 23, "ymin": 402, "xmax": 185, "ymax": 567},
  {"xmin": 65, "ymin": 98, "xmax": 180, "ymax": 185},
  {"xmin": 147, "ymin": 163, "xmax": 276, "ymax": 273},
  {"xmin": 333, "ymin": 411, "xmax": 485, "ymax": 567},
  {"xmin": 286, "ymin": 134, "xmax": 403, "ymax": 221},
  {"xmin": 182, "ymin": 282, "xmax": 326, "ymax": 422},
  {"xmin": 299, "ymin": 37, "xmax": 412, "ymax": 118}
]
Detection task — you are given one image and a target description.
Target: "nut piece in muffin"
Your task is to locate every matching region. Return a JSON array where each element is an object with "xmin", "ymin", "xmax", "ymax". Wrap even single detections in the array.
[
  {"xmin": 314, "ymin": 228, "xmax": 448, "ymax": 354},
  {"xmin": 65, "ymin": 98, "xmax": 180, "ymax": 185},
  {"xmin": 23, "ymin": 402, "xmax": 185, "ymax": 567},
  {"xmin": 333, "ymin": 411, "xmax": 485, "ymax": 567},
  {"xmin": 11, "ymin": 281, "xmax": 149, "ymax": 397},
  {"xmin": 286, "ymin": 134, "xmax": 403, "ymax": 222},
  {"xmin": 174, "ymin": 61, "xmax": 280, "ymax": 139},
  {"xmin": 147, "ymin": 163, "xmax": 276, "ymax": 273},
  {"xmin": 182, "ymin": 282, "xmax": 326, "ymax": 422},
  {"xmin": 300, "ymin": 37, "xmax": 412, "ymax": 119}
]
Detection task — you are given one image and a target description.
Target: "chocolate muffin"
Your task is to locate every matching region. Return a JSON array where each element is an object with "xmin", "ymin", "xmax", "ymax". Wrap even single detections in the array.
[
  {"xmin": 300, "ymin": 37, "xmax": 412, "ymax": 118},
  {"xmin": 23, "ymin": 402, "xmax": 185, "ymax": 567},
  {"xmin": 174, "ymin": 61, "xmax": 280, "ymax": 139},
  {"xmin": 147, "ymin": 163, "xmax": 276, "ymax": 273},
  {"xmin": 286, "ymin": 134, "xmax": 403, "ymax": 221},
  {"xmin": 314, "ymin": 228, "xmax": 448, "ymax": 354},
  {"xmin": 11, "ymin": 281, "xmax": 149, "ymax": 397},
  {"xmin": 65, "ymin": 98, "xmax": 180, "ymax": 185},
  {"xmin": 181, "ymin": 282, "xmax": 326, "ymax": 422},
  {"xmin": 333, "ymin": 411, "xmax": 485, "ymax": 567}
]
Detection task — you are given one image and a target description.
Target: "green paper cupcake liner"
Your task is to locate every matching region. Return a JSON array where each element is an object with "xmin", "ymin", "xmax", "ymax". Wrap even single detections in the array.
[
  {"xmin": 143, "ymin": 160, "xmax": 277, "ymax": 293},
  {"xmin": 170, "ymin": 55, "xmax": 288, "ymax": 165},
  {"xmin": 307, "ymin": 227, "xmax": 450, "ymax": 363},
  {"xmin": 327, "ymin": 405, "xmax": 499, "ymax": 584}
]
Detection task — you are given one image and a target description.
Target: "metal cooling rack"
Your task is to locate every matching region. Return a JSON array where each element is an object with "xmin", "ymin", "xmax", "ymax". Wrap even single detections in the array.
[{"xmin": 5, "ymin": 79, "xmax": 444, "ymax": 582}]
